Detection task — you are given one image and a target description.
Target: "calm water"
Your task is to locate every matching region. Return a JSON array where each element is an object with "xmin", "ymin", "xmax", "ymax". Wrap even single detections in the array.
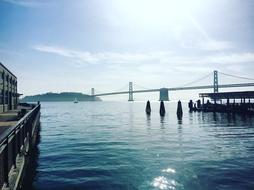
[{"xmin": 24, "ymin": 101, "xmax": 254, "ymax": 190}]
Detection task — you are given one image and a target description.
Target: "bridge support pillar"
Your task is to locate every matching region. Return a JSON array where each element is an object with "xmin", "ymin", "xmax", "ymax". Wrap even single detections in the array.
[
  {"xmin": 213, "ymin": 70, "xmax": 219, "ymax": 93},
  {"xmin": 91, "ymin": 88, "xmax": 95, "ymax": 101},
  {"xmin": 159, "ymin": 88, "xmax": 169, "ymax": 101},
  {"xmin": 128, "ymin": 82, "xmax": 134, "ymax": 101},
  {"xmin": 213, "ymin": 70, "xmax": 219, "ymax": 103},
  {"xmin": 91, "ymin": 88, "xmax": 95, "ymax": 96}
]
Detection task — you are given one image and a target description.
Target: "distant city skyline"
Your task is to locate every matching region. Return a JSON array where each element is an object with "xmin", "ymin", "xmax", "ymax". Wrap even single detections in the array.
[{"xmin": 1, "ymin": 0, "xmax": 254, "ymax": 100}]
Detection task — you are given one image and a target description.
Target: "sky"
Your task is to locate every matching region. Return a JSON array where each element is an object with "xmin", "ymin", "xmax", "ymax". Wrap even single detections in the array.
[{"xmin": 1, "ymin": 0, "xmax": 254, "ymax": 101}]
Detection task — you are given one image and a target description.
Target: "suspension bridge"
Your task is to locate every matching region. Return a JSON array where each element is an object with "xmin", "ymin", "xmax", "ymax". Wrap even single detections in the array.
[{"xmin": 91, "ymin": 71, "xmax": 254, "ymax": 101}]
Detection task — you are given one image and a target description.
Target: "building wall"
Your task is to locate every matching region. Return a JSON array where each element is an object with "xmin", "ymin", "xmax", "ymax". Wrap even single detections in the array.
[{"xmin": 0, "ymin": 63, "xmax": 18, "ymax": 113}]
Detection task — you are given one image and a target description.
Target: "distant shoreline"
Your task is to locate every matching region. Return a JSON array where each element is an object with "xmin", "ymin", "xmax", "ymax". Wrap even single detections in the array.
[{"xmin": 21, "ymin": 92, "xmax": 101, "ymax": 102}]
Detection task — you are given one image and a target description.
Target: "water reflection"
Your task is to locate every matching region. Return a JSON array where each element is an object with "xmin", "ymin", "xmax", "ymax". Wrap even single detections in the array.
[
  {"xmin": 160, "ymin": 116, "xmax": 165, "ymax": 129},
  {"xmin": 30, "ymin": 102, "xmax": 254, "ymax": 190},
  {"xmin": 128, "ymin": 102, "xmax": 134, "ymax": 127},
  {"xmin": 146, "ymin": 114, "xmax": 151, "ymax": 128},
  {"xmin": 213, "ymin": 112, "xmax": 218, "ymax": 122},
  {"xmin": 22, "ymin": 124, "xmax": 41, "ymax": 190},
  {"xmin": 152, "ymin": 176, "xmax": 177, "ymax": 190},
  {"xmin": 162, "ymin": 168, "xmax": 176, "ymax": 174},
  {"xmin": 177, "ymin": 116, "xmax": 182, "ymax": 125}
]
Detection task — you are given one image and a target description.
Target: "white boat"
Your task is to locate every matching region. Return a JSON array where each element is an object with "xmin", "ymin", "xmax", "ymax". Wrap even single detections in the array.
[{"xmin": 74, "ymin": 98, "xmax": 78, "ymax": 103}]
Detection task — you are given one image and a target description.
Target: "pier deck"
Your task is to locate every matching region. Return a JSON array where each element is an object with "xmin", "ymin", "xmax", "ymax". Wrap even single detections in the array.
[
  {"xmin": 0, "ymin": 103, "xmax": 40, "ymax": 190},
  {"xmin": 0, "ymin": 104, "xmax": 33, "ymax": 137}
]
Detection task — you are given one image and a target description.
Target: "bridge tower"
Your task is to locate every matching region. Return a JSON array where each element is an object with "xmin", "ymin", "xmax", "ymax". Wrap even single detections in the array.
[
  {"xmin": 213, "ymin": 70, "xmax": 219, "ymax": 103},
  {"xmin": 128, "ymin": 82, "xmax": 134, "ymax": 101},
  {"xmin": 213, "ymin": 70, "xmax": 219, "ymax": 93},
  {"xmin": 159, "ymin": 88, "xmax": 169, "ymax": 101}
]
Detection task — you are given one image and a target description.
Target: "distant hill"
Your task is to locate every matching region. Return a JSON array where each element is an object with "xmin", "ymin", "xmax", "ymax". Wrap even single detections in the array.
[{"xmin": 21, "ymin": 92, "xmax": 101, "ymax": 102}]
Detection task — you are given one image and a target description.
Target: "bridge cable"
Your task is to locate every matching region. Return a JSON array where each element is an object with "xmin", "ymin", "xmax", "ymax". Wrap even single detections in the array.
[
  {"xmin": 113, "ymin": 84, "xmax": 130, "ymax": 92},
  {"xmin": 219, "ymin": 72, "xmax": 254, "ymax": 81},
  {"xmin": 133, "ymin": 83, "xmax": 151, "ymax": 90},
  {"xmin": 176, "ymin": 72, "xmax": 213, "ymax": 87}
]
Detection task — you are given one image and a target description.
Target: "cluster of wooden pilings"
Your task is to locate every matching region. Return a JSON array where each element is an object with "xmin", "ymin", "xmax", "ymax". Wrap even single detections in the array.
[{"xmin": 145, "ymin": 100, "xmax": 183, "ymax": 118}]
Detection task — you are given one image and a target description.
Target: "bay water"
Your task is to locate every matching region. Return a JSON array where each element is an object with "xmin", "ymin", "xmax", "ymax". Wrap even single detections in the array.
[{"xmin": 23, "ymin": 101, "xmax": 254, "ymax": 190}]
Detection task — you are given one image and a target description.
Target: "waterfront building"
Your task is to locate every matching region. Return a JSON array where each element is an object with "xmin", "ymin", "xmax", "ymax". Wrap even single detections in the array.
[{"xmin": 0, "ymin": 62, "xmax": 18, "ymax": 112}]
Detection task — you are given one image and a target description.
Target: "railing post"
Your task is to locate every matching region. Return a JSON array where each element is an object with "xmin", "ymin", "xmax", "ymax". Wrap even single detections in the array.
[
  {"xmin": 2, "ymin": 71, "xmax": 5, "ymax": 112},
  {"xmin": 17, "ymin": 127, "xmax": 21, "ymax": 155},
  {"xmin": 12, "ymin": 130, "xmax": 16, "ymax": 169},
  {"xmin": 21, "ymin": 122, "xmax": 25, "ymax": 147},
  {"xmin": 3, "ymin": 138, "xmax": 9, "ymax": 187},
  {"xmin": 28, "ymin": 117, "xmax": 33, "ymax": 148}
]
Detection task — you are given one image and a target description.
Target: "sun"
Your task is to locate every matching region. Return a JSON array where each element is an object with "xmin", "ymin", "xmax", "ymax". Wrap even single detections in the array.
[{"xmin": 110, "ymin": 0, "xmax": 204, "ymax": 28}]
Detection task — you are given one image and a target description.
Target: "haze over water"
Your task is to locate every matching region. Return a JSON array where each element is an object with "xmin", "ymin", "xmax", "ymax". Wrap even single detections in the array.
[{"xmin": 23, "ymin": 101, "xmax": 254, "ymax": 190}]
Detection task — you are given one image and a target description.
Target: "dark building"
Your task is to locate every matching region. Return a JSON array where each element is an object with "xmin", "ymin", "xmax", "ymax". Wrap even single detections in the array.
[{"xmin": 0, "ymin": 62, "xmax": 18, "ymax": 112}]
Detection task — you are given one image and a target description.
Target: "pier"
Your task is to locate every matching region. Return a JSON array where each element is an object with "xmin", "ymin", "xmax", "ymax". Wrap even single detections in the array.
[
  {"xmin": 0, "ymin": 63, "xmax": 41, "ymax": 190},
  {"xmin": 197, "ymin": 91, "xmax": 254, "ymax": 114}
]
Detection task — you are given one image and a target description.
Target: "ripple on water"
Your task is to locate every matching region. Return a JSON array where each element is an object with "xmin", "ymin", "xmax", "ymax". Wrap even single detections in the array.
[{"xmin": 162, "ymin": 168, "xmax": 176, "ymax": 174}]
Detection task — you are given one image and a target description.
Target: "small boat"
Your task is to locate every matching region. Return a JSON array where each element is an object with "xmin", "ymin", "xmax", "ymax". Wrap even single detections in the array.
[{"xmin": 74, "ymin": 98, "xmax": 78, "ymax": 103}]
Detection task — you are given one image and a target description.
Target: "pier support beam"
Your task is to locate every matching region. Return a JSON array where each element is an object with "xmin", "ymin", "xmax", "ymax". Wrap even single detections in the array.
[{"xmin": 159, "ymin": 88, "xmax": 169, "ymax": 101}]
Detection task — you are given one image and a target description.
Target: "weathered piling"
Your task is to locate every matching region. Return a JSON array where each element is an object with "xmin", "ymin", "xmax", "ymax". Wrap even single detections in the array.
[
  {"xmin": 160, "ymin": 101, "xmax": 166, "ymax": 116},
  {"xmin": 145, "ymin": 101, "xmax": 151, "ymax": 115},
  {"xmin": 193, "ymin": 103, "xmax": 197, "ymax": 111},
  {"xmin": 177, "ymin": 100, "xmax": 183, "ymax": 118},
  {"xmin": 188, "ymin": 100, "xmax": 193, "ymax": 111},
  {"xmin": 197, "ymin": 100, "xmax": 201, "ymax": 109}
]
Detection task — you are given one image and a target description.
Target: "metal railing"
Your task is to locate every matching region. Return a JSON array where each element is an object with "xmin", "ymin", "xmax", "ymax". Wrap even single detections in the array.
[{"xmin": 0, "ymin": 104, "xmax": 40, "ymax": 189}]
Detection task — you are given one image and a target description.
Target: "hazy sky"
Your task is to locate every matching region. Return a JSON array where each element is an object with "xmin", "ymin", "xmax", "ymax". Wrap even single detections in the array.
[{"xmin": 1, "ymin": 0, "xmax": 254, "ymax": 100}]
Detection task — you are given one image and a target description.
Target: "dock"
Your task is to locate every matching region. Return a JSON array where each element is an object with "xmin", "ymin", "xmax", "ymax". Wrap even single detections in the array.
[{"xmin": 189, "ymin": 91, "xmax": 254, "ymax": 114}]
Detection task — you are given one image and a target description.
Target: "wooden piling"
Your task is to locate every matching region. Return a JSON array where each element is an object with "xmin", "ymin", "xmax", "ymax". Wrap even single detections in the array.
[
  {"xmin": 188, "ymin": 100, "xmax": 193, "ymax": 111},
  {"xmin": 160, "ymin": 101, "xmax": 165, "ymax": 116},
  {"xmin": 145, "ymin": 101, "xmax": 151, "ymax": 115},
  {"xmin": 177, "ymin": 100, "xmax": 183, "ymax": 118}
]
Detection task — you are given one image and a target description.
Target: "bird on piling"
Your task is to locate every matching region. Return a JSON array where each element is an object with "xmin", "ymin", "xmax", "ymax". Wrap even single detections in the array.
[
  {"xmin": 160, "ymin": 101, "xmax": 166, "ymax": 116},
  {"xmin": 146, "ymin": 100, "xmax": 151, "ymax": 115},
  {"xmin": 177, "ymin": 100, "xmax": 183, "ymax": 118}
]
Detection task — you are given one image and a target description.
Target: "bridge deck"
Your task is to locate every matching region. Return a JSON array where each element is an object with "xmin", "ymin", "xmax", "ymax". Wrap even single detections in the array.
[
  {"xmin": 199, "ymin": 91, "xmax": 254, "ymax": 99},
  {"xmin": 94, "ymin": 82, "xmax": 254, "ymax": 97}
]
